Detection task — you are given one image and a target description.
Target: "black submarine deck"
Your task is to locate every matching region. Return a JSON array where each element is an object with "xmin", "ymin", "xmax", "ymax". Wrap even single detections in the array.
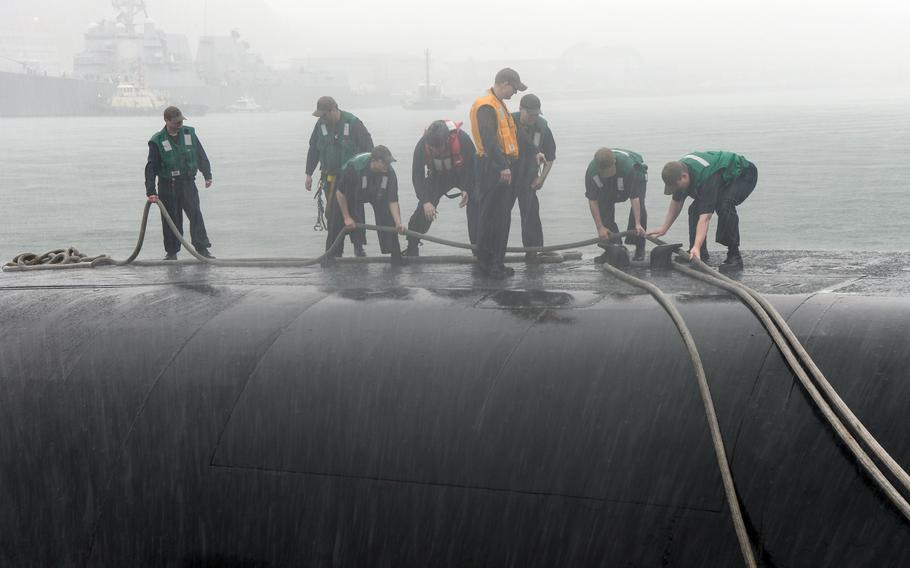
[{"xmin": 3, "ymin": 250, "xmax": 910, "ymax": 296}]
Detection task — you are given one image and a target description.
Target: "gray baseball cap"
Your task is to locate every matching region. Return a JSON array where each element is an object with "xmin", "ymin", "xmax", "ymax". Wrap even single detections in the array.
[{"xmin": 494, "ymin": 68, "xmax": 527, "ymax": 91}]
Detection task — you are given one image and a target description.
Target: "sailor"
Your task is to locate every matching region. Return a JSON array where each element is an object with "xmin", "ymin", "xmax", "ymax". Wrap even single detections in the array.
[
  {"xmin": 510, "ymin": 93, "xmax": 556, "ymax": 262},
  {"xmin": 585, "ymin": 148, "xmax": 648, "ymax": 260},
  {"xmin": 648, "ymin": 151, "xmax": 758, "ymax": 272},
  {"xmin": 145, "ymin": 106, "xmax": 215, "ymax": 260},
  {"xmin": 327, "ymin": 146, "xmax": 405, "ymax": 264},
  {"xmin": 404, "ymin": 119, "xmax": 478, "ymax": 257},
  {"xmin": 305, "ymin": 96, "xmax": 374, "ymax": 257},
  {"xmin": 469, "ymin": 68, "xmax": 525, "ymax": 278}
]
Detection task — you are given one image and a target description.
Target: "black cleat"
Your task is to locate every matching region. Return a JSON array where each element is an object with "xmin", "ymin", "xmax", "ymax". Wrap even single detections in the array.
[
  {"xmin": 354, "ymin": 243, "xmax": 367, "ymax": 257},
  {"xmin": 163, "ymin": 253, "xmax": 178, "ymax": 261},
  {"xmin": 598, "ymin": 244, "xmax": 630, "ymax": 268},
  {"xmin": 196, "ymin": 248, "xmax": 215, "ymax": 259},
  {"xmin": 718, "ymin": 251, "xmax": 743, "ymax": 274},
  {"xmin": 633, "ymin": 245, "xmax": 646, "ymax": 262}
]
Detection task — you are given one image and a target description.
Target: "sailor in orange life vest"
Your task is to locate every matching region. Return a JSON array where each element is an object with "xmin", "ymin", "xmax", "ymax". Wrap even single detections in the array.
[
  {"xmin": 327, "ymin": 145, "xmax": 406, "ymax": 264},
  {"xmin": 403, "ymin": 120, "xmax": 478, "ymax": 257},
  {"xmin": 469, "ymin": 68, "xmax": 526, "ymax": 278}
]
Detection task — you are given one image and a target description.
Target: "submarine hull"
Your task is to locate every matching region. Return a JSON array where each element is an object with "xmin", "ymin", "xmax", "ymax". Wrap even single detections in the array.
[{"xmin": 1, "ymin": 270, "xmax": 909, "ymax": 566}]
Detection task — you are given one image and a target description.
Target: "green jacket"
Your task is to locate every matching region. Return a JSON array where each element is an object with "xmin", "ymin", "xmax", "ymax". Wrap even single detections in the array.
[
  {"xmin": 343, "ymin": 153, "xmax": 393, "ymax": 202},
  {"xmin": 344, "ymin": 152, "xmax": 372, "ymax": 175},
  {"xmin": 586, "ymin": 149, "xmax": 647, "ymax": 201},
  {"xmin": 680, "ymin": 151, "xmax": 748, "ymax": 190},
  {"xmin": 316, "ymin": 110, "xmax": 360, "ymax": 176},
  {"xmin": 511, "ymin": 112, "xmax": 549, "ymax": 150},
  {"xmin": 149, "ymin": 125, "xmax": 199, "ymax": 180},
  {"xmin": 511, "ymin": 112, "xmax": 551, "ymax": 188}
]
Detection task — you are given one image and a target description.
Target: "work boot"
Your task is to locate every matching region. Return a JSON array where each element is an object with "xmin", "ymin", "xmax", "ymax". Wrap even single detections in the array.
[
  {"xmin": 196, "ymin": 247, "xmax": 215, "ymax": 259},
  {"xmin": 486, "ymin": 267, "xmax": 509, "ymax": 280},
  {"xmin": 633, "ymin": 243, "xmax": 646, "ymax": 262},
  {"xmin": 403, "ymin": 242, "xmax": 420, "ymax": 257},
  {"xmin": 390, "ymin": 250, "xmax": 406, "ymax": 266},
  {"xmin": 353, "ymin": 243, "xmax": 367, "ymax": 257},
  {"xmin": 497, "ymin": 264, "xmax": 515, "ymax": 277},
  {"xmin": 719, "ymin": 249, "xmax": 743, "ymax": 274},
  {"xmin": 163, "ymin": 252, "xmax": 178, "ymax": 261}
]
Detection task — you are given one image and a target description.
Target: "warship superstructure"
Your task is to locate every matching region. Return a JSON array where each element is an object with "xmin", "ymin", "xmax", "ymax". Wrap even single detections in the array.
[{"xmin": 0, "ymin": 0, "xmax": 347, "ymax": 116}]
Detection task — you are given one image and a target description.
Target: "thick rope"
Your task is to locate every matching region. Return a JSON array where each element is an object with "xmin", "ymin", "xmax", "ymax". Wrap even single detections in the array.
[
  {"xmin": 690, "ymin": 256, "xmax": 910, "ymax": 498},
  {"xmin": 5, "ymin": 247, "xmax": 109, "ymax": 268},
  {"xmin": 4, "ymin": 200, "xmax": 632, "ymax": 271},
  {"xmin": 599, "ymin": 262, "xmax": 758, "ymax": 568},
  {"xmin": 648, "ymin": 237, "xmax": 910, "ymax": 521}
]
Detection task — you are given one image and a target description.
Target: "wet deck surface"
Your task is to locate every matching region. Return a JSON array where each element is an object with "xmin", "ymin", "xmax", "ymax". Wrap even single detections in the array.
[{"xmin": 2, "ymin": 250, "xmax": 910, "ymax": 297}]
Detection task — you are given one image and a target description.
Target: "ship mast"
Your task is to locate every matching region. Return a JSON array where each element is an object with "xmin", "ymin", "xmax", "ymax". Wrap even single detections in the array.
[
  {"xmin": 111, "ymin": 0, "xmax": 148, "ymax": 34},
  {"xmin": 425, "ymin": 48, "xmax": 430, "ymax": 95}
]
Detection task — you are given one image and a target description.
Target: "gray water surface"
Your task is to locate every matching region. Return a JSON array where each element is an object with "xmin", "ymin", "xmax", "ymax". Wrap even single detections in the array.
[{"xmin": 1, "ymin": 90, "xmax": 908, "ymax": 263}]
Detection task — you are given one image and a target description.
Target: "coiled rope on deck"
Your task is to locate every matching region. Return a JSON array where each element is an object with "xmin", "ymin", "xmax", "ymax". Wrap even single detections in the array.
[
  {"xmin": 599, "ymin": 261, "xmax": 758, "ymax": 567},
  {"xmin": 4, "ymin": 200, "xmax": 628, "ymax": 271},
  {"xmin": 647, "ymin": 236, "xmax": 910, "ymax": 522},
  {"xmin": 6, "ymin": 247, "xmax": 110, "ymax": 268}
]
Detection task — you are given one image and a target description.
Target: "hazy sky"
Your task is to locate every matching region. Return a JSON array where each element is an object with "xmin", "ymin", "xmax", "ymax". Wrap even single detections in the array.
[{"xmin": 2, "ymin": 0, "xmax": 908, "ymax": 87}]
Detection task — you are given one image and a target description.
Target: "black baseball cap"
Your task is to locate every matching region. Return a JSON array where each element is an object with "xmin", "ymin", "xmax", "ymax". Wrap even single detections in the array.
[
  {"xmin": 163, "ymin": 106, "xmax": 186, "ymax": 122},
  {"xmin": 425, "ymin": 120, "xmax": 450, "ymax": 147},
  {"xmin": 312, "ymin": 96, "xmax": 338, "ymax": 117},
  {"xmin": 494, "ymin": 68, "xmax": 527, "ymax": 91},
  {"xmin": 371, "ymin": 145, "xmax": 396, "ymax": 165},
  {"xmin": 520, "ymin": 94, "xmax": 542, "ymax": 115}
]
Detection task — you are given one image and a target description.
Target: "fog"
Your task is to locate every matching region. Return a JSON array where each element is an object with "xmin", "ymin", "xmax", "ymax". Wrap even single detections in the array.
[{"xmin": 2, "ymin": 0, "xmax": 908, "ymax": 95}]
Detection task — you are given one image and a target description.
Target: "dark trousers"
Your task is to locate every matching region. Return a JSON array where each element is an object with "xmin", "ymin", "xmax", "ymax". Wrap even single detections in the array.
[
  {"xmin": 596, "ymin": 196, "xmax": 648, "ymax": 248},
  {"xmin": 157, "ymin": 179, "xmax": 211, "ymax": 254},
  {"xmin": 407, "ymin": 186, "xmax": 480, "ymax": 248},
  {"xmin": 510, "ymin": 187, "xmax": 544, "ymax": 247},
  {"xmin": 625, "ymin": 184, "xmax": 647, "ymax": 249},
  {"xmin": 688, "ymin": 164, "xmax": 758, "ymax": 249},
  {"xmin": 475, "ymin": 159, "xmax": 513, "ymax": 269},
  {"xmin": 324, "ymin": 178, "xmax": 366, "ymax": 255},
  {"xmin": 326, "ymin": 198, "xmax": 401, "ymax": 256}
]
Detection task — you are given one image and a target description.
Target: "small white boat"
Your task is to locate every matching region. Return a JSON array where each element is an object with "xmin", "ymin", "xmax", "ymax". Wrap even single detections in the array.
[{"xmin": 225, "ymin": 96, "xmax": 266, "ymax": 112}]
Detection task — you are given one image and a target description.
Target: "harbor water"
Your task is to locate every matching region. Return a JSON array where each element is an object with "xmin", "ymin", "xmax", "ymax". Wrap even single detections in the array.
[{"xmin": 1, "ymin": 89, "xmax": 908, "ymax": 263}]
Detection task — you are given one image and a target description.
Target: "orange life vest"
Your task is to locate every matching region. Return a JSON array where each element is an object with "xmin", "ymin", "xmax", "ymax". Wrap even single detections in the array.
[
  {"xmin": 424, "ymin": 120, "xmax": 465, "ymax": 172},
  {"xmin": 469, "ymin": 89, "xmax": 519, "ymax": 160}
]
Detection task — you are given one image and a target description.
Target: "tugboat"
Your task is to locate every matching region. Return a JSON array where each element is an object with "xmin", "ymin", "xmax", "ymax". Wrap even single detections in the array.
[
  {"xmin": 225, "ymin": 95, "xmax": 266, "ymax": 112},
  {"xmin": 100, "ymin": 82, "xmax": 166, "ymax": 115},
  {"xmin": 402, "ymin": 49, "xmax": 457, "ymax": 110}
]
